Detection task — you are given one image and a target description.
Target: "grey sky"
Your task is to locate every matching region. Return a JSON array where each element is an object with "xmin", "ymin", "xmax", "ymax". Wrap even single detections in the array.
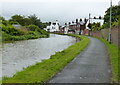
[{"xmin": 0, "ymin": 0, "xmax": 119, "ymax": 25}]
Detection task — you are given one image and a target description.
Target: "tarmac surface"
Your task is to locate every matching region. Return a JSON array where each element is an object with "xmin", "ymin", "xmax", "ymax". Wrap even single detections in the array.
[{"xmin": 49, "ymin": 36, "xmax": 111, "ymax": 83}]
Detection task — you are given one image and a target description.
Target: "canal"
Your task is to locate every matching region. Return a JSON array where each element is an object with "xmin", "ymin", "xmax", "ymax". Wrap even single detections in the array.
[{"xmin": 1, "ymin": 34, "xmax": 78, "ymax": 78}]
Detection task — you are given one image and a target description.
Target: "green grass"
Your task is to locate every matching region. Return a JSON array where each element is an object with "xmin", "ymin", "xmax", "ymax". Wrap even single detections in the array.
[
  {"xmin": 98, "ymin": 38, "xmax": 119, "ymax": 83},
  {"xmin": 2, "ymin": 31, "xmax": 49, "ymax": 43},
  {"xmin": 0, "ymin": 80, "xmax": 2, "ymax": 85},
  {"xmin": 2, "ymin": 34, "xmax": 90, "ymax": 84}
]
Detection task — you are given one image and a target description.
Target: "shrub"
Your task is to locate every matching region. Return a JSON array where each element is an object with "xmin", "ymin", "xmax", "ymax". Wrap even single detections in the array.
[
  {"xmin": 112, "ymin": 17, "xmax": 120, "ymax": 27},
  {"xmin": 37, "ymin": 29, "xmax": 47, "ymax": 34},
  {"xmin": 26, "ymin": 24, "xmax": 39, "ymax": 31},
  {"xmin": 1, "ymin": 24, "xmax": 25, "ymax": 36},
  {"xmin": 2, "ymin": 31, "xmax": 12, "ymax": 41},
  {"xmin": 27, "ymin": 24, "xmax": 49, "ymax": 37}
]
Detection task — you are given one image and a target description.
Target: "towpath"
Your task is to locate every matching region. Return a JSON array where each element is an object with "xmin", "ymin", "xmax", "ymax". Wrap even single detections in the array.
[{"xmin": 49, "ymin": 36, "xmax": 111, "ymax": 83}]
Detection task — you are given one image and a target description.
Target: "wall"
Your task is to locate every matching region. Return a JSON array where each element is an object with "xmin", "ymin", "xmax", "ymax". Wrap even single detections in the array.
[
  {"xmin": 91, "ymin": 26, "xmax": 120, "ymax": 48},
  {"xmin": 111, "ymin": 26, "xmax": 120, "ymax": 47}
]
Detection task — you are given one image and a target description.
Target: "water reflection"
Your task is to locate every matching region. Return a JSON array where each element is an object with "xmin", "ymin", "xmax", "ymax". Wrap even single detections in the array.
[{"xmin": 2, "ymin": 34, "xmax": 77, "ymax": 77}]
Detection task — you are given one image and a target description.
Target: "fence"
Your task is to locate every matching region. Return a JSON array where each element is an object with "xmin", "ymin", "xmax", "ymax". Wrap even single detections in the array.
[{"xmin": 91, "ymin": 26, "xmax": 120, "ymax": 48}]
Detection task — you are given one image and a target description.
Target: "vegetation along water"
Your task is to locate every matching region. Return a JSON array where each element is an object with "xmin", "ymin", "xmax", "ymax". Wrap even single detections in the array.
[{"xmin": 0, "ymin": 14, "xmax": 49, "ymax": 42}]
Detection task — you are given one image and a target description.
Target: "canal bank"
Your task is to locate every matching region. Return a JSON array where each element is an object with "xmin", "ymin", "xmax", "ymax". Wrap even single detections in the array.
[
  {"xmin": 2, "ymin": 34, "xmax": 77, "ymax": 77},
  {"xmin": 2, "ymin": 34, "xmax": 90, "ymax": 83}
]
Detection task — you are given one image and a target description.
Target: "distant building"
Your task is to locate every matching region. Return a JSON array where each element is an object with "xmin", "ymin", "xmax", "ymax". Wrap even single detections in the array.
[
  {"xmin": 12, "ymin": 24, "xmax": 21, "ymax": 29},
  {"xmin": 64, "ymin": 25, "xmax": 69, "ymax": 34},
  {"xmin": 59, "ymin": 26, "xmax": 65, "ymax": 33},
  {"xmin": 44, "ymin": 20, "xmax": 60, "ymax": 32},
  {"xmin": 67, "ymin": 19, "xmax": 91, "ymax": 35},
  {"xmin": 69, "ymin": 22, "xmax": 80, "ymax": 34}
]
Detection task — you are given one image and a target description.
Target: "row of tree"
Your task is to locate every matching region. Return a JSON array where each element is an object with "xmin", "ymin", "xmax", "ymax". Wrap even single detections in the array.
[
  {"xmin": 0, "ymin": 14, "xmax": 49, "ymax": 41},
  {"xmin": 103, "ymin": 5, "xmax": 120, "ymax": 28},
  {"xmin": 0, "ymin": 14, "xmax": 48, "ymax": 29}
]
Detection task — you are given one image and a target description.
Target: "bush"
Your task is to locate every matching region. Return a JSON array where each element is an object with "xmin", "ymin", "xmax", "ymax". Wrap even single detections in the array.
[
  {"xmin": 112, "ymin": 17, "xmax": 120, "ymax": 27},
  {"xmin": 1, "ymin": 24, "xmax": 49, "ymax": 42},
  {"xmin": 26, "ymin": 24, "xmax": 39, "ymax": 31},
  {"xmin": 1, "ymin": 24, "xmax": 25, "ymax": 36},
  {"xmin": 27, "ymin": 24, "xmax": 49, "ymax": 37},
  {"xmin": 2, "ymin": 31, "xmax": 12, "ymax": 41},
  {"xmin": 2, "ymin": 20, "xmax": 9, "ymax": 26}
]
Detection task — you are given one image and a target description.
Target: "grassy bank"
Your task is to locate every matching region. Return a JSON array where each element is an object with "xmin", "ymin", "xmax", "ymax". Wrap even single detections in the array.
[
  {"xmin": 2, "ymin": 34, "xmax": 90, "ymax": 84},
  {"xmin": 98, "ymin": 38, "xmax": 119, "ymax": 83},
  {"xmin": 2, "ymin": 31, "xmax": 49, "ymax": 42},
  {"xmin": 1, "ymin": 24, "xmax": 49, "ymax": 42},
  {"xmin": 0, "ymin": 80, "xmax": 2, "ymax": 85}
]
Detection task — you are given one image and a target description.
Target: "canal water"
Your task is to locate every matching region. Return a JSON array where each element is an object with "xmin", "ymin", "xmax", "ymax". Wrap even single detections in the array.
[{"xmin": 1, "ymin": 34, "xmax": 78, "ymax": 78}]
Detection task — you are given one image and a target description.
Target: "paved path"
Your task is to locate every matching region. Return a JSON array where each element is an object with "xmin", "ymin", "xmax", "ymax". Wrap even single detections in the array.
[{"xmin": 49, "ymin": 37, "xmax": 111, "ymax": 83}]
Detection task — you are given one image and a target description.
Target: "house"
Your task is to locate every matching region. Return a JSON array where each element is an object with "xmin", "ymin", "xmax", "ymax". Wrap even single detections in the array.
[
  {"xmin": 59, "ymin": 26, "xmax": 65, "ymax": 33},
  {"xmin": 64, "ymin": 25, "xmax": 69, "ymax": 34},
  {"xmin": 67, "ymin": 19, "xmax": 90, "ymax": 35},
  {"xmin": 44, "ymin": 20, "xmax": 60, "ymax": 32},
  {"xmin": 69, "ymin": 22, "xmax": 80, "ymax": 34}
]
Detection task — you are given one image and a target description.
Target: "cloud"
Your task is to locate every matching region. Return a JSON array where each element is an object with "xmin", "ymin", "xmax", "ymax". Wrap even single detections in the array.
[{"xmin": 1, "ymin": 0, "xmax": 119, "ymax": 25}]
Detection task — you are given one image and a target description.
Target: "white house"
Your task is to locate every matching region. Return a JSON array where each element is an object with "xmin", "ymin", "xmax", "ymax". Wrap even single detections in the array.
[
  {"xmin": 44, "ymin": 20, "xmax": 60, "ymax": 32},
  {"xmin": 64, "ymin": 25, "xmax": 69, "ymax": 34}
]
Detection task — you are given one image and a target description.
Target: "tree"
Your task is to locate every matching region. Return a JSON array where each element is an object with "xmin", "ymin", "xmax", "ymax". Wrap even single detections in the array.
[
  {"xmin": 9, "ymin": 21, "xmax": 19, "ymax": 25},
  {"xmin": 0, "ymin": 16, "xmax": 9, "ymax": 25},
  {"xmin": 0, "ymin": 16, "xmax": 5, "ymax": 21},
  {"xmin": 28, "ymin": 14, "xmax": 48, "ymax": 29},
  {"xmin": 9, "ymin": 15, "xmax": 25, "ymax": 26},
  {"xmin": 103, "ymin": 5, "xmax": 120, "ymax": 28},
  {"xmin": 8, "ymin": 14, "xmax": 48, "ymax": 29},
  {"xmin": 91, "ymin": 22, "xmax": 101, "ymax": 31},
  {"xmin": 28, "ymin": 14, "xmax": 41, "ymax": 27},
  {"xmin": 27, "ymin": 24, "xmax": 39, "ymax": 31},
  {"xmin": 23, "ymin": 18, "xmax": 32, "ymax": 26}
]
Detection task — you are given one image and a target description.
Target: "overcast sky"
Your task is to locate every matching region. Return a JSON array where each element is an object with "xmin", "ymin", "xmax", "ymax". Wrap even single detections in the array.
[{"xmin": 0, "ymin": 0, "xmax": 119, "ymax": 25}]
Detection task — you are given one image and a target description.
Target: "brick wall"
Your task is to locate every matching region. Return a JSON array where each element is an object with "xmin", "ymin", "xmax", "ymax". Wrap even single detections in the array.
[
  {"xmin": 111, "ymin": 26, "xmax": 120, "ymax": 47},
  {"xmin": 91, "ymin": 31, "xmax": 102, "ymax": 38},
  {"xmin": 91, "ymin": 26, "xmax": 120, "ymax": 48}
]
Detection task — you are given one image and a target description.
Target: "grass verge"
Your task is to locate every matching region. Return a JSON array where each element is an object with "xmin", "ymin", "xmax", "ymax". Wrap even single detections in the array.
[
  {"xmin": 98, "ymin": 38, "xmax": 119, "ymax": 83},
  {"xmin": 2, "ymin": 34, "xmax": 90, "ymax": 84},
  {"xmin": 0, "ymin": 80, "xmax": 2, "ymax": 84}
]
